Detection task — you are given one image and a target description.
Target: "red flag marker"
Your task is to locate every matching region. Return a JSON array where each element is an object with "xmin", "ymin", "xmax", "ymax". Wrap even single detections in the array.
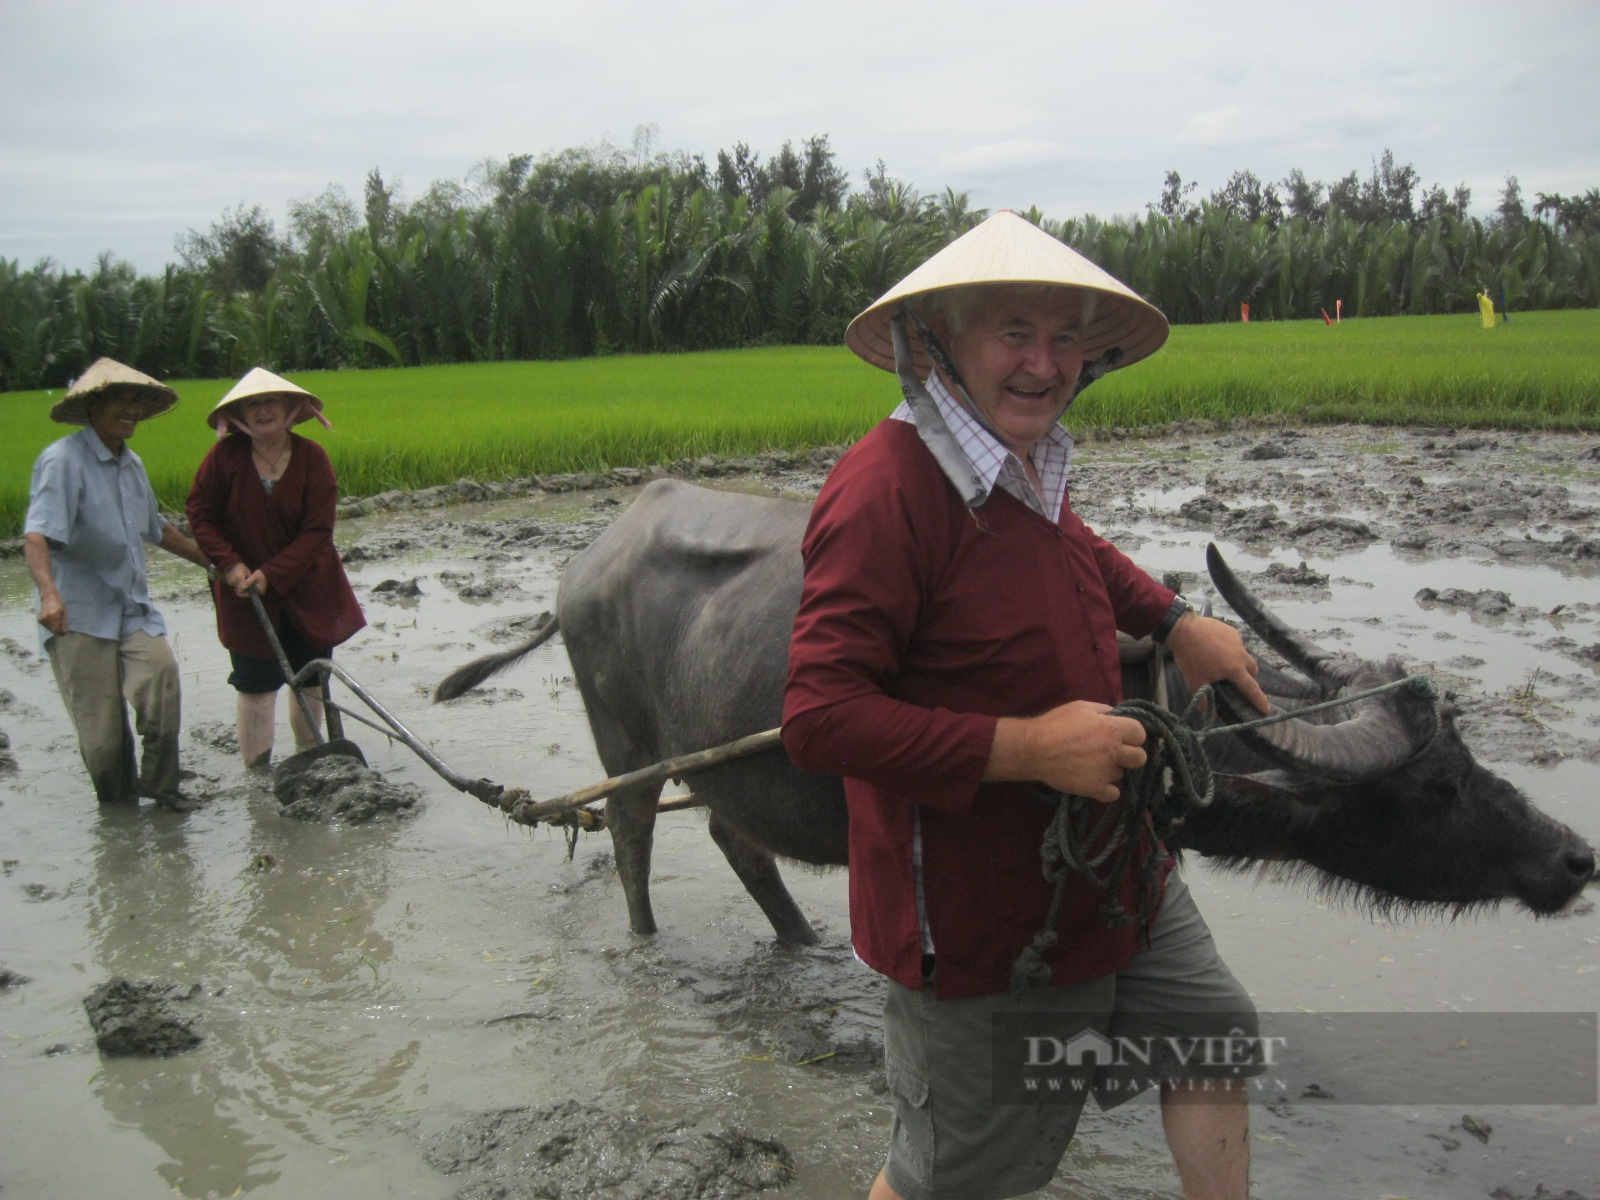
[
  {"xmin": 1321, "ymin": 308, "xmax": 1334, "ymax": 326},
  {"xmin": 1240, "ymin": 303, "xmax": 1250, "ymax": 323}
]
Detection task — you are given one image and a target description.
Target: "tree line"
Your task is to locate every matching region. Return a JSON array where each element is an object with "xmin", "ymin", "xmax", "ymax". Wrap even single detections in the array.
[{"xmin": 3, "ymin": 132, "xmax": 1597, "ymax": 392}]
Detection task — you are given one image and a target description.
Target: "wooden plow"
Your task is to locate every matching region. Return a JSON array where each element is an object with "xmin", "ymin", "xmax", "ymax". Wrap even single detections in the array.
[
  {"xmin": 283, "ymin": 631, "xmax": 1179, "ymax": 840},
  {"xmin": 287, "ymin": 654, "xmax": 779, "ymax": 835}
]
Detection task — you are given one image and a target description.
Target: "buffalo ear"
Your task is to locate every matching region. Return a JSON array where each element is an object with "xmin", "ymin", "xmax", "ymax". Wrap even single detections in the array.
[
  {"xmin": 1168, "ymin": 769, "xmax": 1321, "ymax": 861},
  {"xmin": 1205, "ymin": 766, "xmax": 1350, "ymax": 817}
]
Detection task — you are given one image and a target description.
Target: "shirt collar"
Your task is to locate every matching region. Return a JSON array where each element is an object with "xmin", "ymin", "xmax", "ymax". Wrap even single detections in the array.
[
  {"xmin": 80, "ymin": 425, "xmax": 119, "ymax": 462},
  {"xmin": 891, "ymin": 371, "xmax": 1074, "ymax": 519}
]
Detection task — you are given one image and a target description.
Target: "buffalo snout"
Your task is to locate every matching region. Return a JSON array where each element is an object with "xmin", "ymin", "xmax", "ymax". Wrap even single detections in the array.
[{"xmin": 1568, "ymin": 841, "xmax": 1597, "ymax": 886}]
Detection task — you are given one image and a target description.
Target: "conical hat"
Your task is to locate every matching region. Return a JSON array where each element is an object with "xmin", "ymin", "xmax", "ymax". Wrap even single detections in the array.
[
  {"xmin": 845, "ymin": 210, "xmax": 1169, "ymax": 377},
  {"xmin": 207, "ymin": 367, "xmax": 325, "ymax": 430},
  {"xmin": 51, "ymin": 358, "xmax": 179, "ymax": 425}
]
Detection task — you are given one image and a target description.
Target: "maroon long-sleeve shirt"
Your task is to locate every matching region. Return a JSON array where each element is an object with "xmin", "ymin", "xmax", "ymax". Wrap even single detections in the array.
[
  {"xmin": 187, "ymin": 432, "xmax": 365, "ymax": 660},
  {"xmin": 783, "ymin": 419, "xmax": 1175, "ymax": 999}
]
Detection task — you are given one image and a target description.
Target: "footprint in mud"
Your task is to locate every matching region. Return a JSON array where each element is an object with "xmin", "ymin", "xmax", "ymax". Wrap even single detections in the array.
[
  {"xmin": 423, "ymin": 1100, "xmax": 794, "ymax": 1200},
  {"xmin": 0, "ymin": 689, "xmax": 43, "ymax": 718},
  {"xmin": 608, "ymin": 938, "xmax": 887, "ymax": 1076},
  {"xmin": 0, "ymin": 637, "xmax": 41, "ymax": 673}
]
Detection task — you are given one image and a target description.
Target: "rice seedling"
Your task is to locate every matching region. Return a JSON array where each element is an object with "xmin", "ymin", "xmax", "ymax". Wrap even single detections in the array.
[{"xmin": 3, "ymin": 311, "xmax": 1596, "ymax": 537}]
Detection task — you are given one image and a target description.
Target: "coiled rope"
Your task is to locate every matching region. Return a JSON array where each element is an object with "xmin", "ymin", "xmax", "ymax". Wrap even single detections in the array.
[{"xmin": 1009, "ymin": 672, "xmax": 1440, "ymax": 997}]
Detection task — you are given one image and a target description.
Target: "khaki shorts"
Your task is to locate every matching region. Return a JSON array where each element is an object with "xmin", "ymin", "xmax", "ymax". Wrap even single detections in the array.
[{"xmin": 881, "ymin": 872, "xmax": 1258, "ymax": 1200}]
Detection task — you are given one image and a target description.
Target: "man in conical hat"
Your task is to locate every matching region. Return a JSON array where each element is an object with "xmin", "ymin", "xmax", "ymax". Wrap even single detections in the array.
[
  {"xmin": 783, "ymin": 213, "xmax": 1269, "ymax": 1199},
  {"xmin": 24, "ymin": 358, "xmax": 212, "ymax": 809}
]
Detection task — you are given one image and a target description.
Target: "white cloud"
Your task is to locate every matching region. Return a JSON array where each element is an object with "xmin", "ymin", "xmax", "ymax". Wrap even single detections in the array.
[
  {"xmin": 941, "ymin": 140, "xmax": 1084, "ymax": 176},
  {"xmin": 1177, "ymin": 106, "xmax": 1291, "ymax": 150},
  {"xmin": 3, "ymin": 0, "xmax": 1598, "ymax": 273}
]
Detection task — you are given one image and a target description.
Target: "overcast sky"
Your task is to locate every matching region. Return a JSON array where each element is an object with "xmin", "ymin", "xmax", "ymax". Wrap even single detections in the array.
[{"xmin": 4, "ymin": 0, "xmax": 1598, "ymax": 275}]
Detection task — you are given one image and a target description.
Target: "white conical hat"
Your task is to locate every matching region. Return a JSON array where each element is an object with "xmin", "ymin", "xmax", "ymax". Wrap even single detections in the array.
[
  {"xmin": 207, "ymin": 367, "xmax": 324, "ymax": 430},
  {"xmin": 845, "ymin": 210, "xmax": 1169, "ymax": 377},
  {"xmin": 52, "ymin": 357, "xmax": 179, "ymax": 425}
]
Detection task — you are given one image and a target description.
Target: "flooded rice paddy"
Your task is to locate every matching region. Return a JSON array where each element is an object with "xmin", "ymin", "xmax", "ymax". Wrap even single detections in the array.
[{"xmin": 1, "ymin": 424, "xmax": 1598, "ymax": 1199}]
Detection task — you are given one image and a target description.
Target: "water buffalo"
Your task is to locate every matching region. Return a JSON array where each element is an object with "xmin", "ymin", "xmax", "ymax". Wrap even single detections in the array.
[{"xmin": 437, "ymin": 478, "xmax": 1595, "ymax": 943}]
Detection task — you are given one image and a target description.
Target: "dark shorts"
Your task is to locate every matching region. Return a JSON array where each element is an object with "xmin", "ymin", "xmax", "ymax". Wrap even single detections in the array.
[
  {"xmin": 880, "ymin": 872, "xmax": 1260, "ymax": 1200},
  {"xmin": 228, "ymin": 617, "xmax": 330, "ymax": 694}
]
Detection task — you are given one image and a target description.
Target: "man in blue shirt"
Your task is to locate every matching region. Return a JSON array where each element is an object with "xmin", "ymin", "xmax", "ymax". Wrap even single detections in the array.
[{"xmin": 24, "ymin": 358, "xmax": 211, "ymax": 808}]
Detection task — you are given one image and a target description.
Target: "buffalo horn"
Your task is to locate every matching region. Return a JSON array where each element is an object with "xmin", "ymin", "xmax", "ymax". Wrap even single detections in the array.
[
  {"xmin": 1205, "ymin": 544, "xmax": 1359, "ymax": 690},
  {"xmin": 1211, "ymin": 680, "xmax": 1425, "ymax": 784}
]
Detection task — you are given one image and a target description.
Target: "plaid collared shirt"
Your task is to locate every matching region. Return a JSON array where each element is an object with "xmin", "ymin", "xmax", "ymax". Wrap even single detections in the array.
[{"xmin": 890, "ymin": 370, "xmax": 1075, "ymax": 521}]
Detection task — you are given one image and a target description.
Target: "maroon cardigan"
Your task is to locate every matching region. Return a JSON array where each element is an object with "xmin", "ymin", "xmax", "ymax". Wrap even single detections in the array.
[
  {"xmin": 186, "ymin": 432, "xmax": 365, "ymax": 660},
  {"xmin": 783, "ymin": 419, "xmax": 1175, "ymax": 999}
]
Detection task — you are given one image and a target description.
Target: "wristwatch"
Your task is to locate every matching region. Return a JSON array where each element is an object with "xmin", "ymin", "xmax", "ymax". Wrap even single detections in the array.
[{"xmin": 1152, "ymin": 594, "xmax": 1193, "ymax": 644}]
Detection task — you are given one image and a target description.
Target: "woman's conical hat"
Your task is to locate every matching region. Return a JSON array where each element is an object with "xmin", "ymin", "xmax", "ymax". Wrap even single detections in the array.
[
  {"xmin": 844, "ymin": 210, "xmax": 1169, "ymax": 377},
  {"xmin": 207, "ymin": 367, "xmax": 325, "ymax": 431},
  {"xmin": 51, "ymin": 358, "xmax": 179, "ymax": 425}
]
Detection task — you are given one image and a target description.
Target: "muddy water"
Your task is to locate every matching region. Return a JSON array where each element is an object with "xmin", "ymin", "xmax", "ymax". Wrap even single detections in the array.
[{"xmin": 1, "ymin": 426, "xmax": 1598, "ymax": 1200}]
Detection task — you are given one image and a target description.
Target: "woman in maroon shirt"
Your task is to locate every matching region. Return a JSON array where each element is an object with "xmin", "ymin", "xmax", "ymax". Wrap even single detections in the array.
[{"xmin": 186, "ymin": 368, "xmax": 364, "ymax": 768}]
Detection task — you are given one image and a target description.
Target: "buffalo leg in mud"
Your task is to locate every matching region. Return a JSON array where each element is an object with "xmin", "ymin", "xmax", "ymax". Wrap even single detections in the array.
[
  {"xmin": 606, "ymin": 780, "xmax": 663, "ymax": 936},
  {"xmin": 707, "ymin": 812, "xmax": 819, "ymax": 946}
]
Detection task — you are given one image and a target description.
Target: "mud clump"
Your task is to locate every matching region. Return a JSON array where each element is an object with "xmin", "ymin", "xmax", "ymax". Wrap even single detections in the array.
[
  {"xmin": 423, "ymin": 1100, "xmax": 795, "ymax": 1200},
  {"xmin": 1243, "ymin": 440, "xmax": 1290, "ymax": 460},
  {"xmin": 1417, "ymin": 587, "xmax": 1515, "ymax": 616},
  {"xmin": 84, "ymin": 978, "xmax": 203, "ymax": 1056},
  {"xmin": 438, "ymin": 570, "xmax": 526, "ymax": 602},
  {"xmin": 273, "ymin": 753, "xmax": 423, "ymax": 823},
  {"xmin": 1264, "ymin": 562, "xmax": 1330, "ymax": 588},
  {"xmin": 187, "ymin": 721, "xmax": 239, "ymax": 754},
  {"xmin": 371, "ymin": 577, "xmax": 424, "ymax": 601},
  {"xmin": 1, "ymin": 964, "xmax": 31, "ymax": 988},
  {"xmin": 0, "ymin": 728, "xmax": 15, "ymax": 776},
  {"xmin": 1287, "ymin": 515, "xmax": 1377, "ymax": 549}
]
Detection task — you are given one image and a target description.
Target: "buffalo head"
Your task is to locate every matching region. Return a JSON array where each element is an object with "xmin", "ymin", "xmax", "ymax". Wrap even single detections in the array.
[{"xmin": 1165, "ymin": 546, "xmax": 1596, "ymax": 916}]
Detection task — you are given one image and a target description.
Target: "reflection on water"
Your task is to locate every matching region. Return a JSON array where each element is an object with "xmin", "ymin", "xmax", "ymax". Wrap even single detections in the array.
[
  {"xmin": 87, "ymin": 805, "xmax": 282, "ymax": 1195},
  {"xmin": 82, "ymin": 786, "xmax": 411, "ymax": 1196}
]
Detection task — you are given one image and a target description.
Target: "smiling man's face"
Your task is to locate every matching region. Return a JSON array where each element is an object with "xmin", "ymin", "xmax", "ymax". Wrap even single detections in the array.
[
  {"xmin": 87, "ymin": 391, "xmax": 149, "ymax": 451},
  {"xmin": 933, "ymin": 288, "xmax": 1086, "ymax": 459}
]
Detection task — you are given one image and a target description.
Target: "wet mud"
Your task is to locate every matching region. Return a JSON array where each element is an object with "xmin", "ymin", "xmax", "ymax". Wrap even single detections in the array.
[
  {"xmin": 1, "ymin": 422, "xmax": 1598, "ymax": 1200},
  {"xmin": 83, "ymin": 978, "xmax": 204, "ymax": 1056},
  {"xmin": 273, "ymin": 752, "xmax": 424, "ymax": 823},
  {"xmin": 423, "ymin": 1101, "xmax": 794, "ymax": 1200}
]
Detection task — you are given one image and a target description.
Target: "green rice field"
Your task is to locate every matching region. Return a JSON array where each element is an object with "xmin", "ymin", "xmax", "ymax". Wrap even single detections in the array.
[{"xmin": 4, "ymin": 309, "xmax": 1597, "ymax": 537}]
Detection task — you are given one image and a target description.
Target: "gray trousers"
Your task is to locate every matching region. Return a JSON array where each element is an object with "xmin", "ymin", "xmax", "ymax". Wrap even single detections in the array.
[{"xmin": 46, "ymin": 630, "xmax": 181, "ymax": 804}]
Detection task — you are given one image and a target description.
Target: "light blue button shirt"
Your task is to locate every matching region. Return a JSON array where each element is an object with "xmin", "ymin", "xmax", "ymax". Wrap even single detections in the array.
[{"xmin": 24, "ymin": 426, "xmax": 168, "ymax": 647}]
